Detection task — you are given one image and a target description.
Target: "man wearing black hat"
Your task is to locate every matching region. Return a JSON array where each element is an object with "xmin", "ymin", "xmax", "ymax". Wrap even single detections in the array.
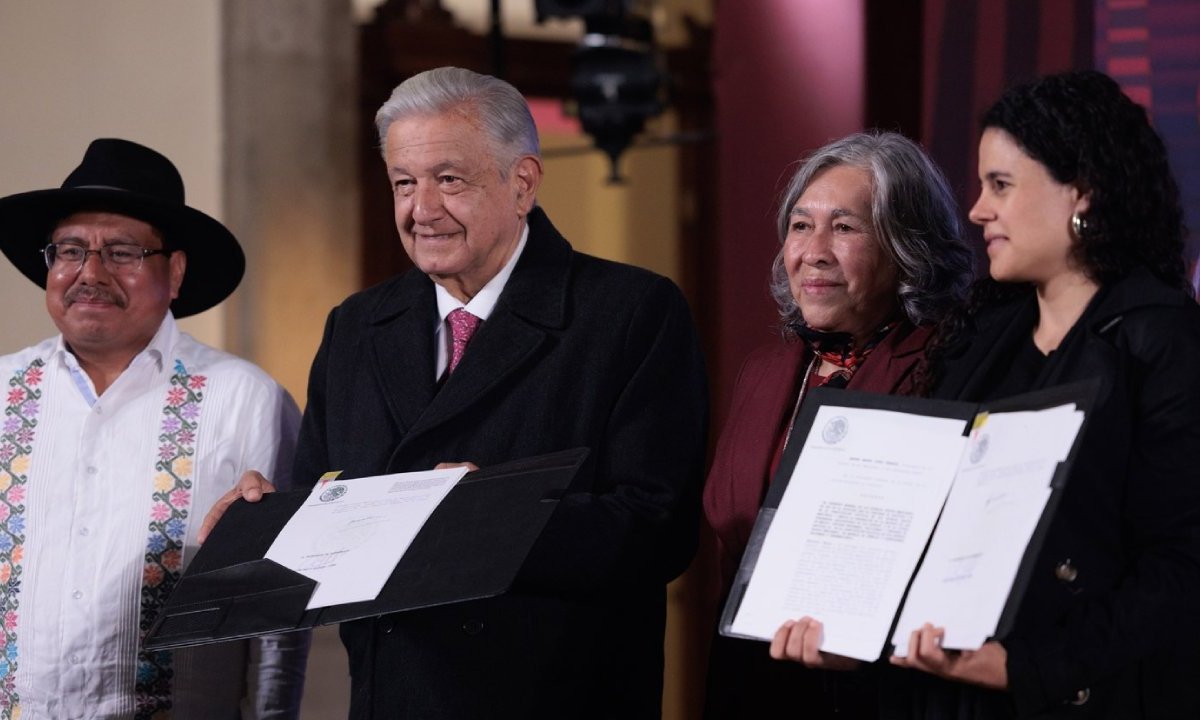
[{"xmin": 0, "ymin": 139, "xmax": 307, "ymax": 719}]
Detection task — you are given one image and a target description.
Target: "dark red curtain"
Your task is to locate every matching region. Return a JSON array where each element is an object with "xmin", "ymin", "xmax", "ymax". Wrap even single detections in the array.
[{"xmin": 1096, "ymin": 0, "xmax": 1200, "ymax": 280}]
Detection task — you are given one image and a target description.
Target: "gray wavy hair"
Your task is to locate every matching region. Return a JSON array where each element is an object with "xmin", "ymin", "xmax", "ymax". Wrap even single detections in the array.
[
  {"xmin": 374, "ymin": 66, "xmax": 540, "ymax": 173},
  {"xmin": 770, "ymin": 131, "xmax": 973, "ymax": 334}
]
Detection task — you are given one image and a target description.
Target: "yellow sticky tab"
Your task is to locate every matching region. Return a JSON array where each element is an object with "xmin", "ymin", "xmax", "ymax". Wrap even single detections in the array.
[
  {"xmin": 972, "ymin": 412, "xmax": 989, "ymax": 430},
  {"xmin": 318, "ymin": 470, "xmax": 344, "ymax": 486}
]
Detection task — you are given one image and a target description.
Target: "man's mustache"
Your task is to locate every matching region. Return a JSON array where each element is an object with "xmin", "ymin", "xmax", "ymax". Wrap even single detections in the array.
[{"xmin": 65, "ymin": 286, "xmax": 127, "ymax": 308}]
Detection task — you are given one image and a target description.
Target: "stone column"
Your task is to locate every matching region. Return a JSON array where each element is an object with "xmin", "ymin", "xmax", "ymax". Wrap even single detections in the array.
[{"xmin": 222, "ymin": 0, "xmax": 361, "ymax": 402}]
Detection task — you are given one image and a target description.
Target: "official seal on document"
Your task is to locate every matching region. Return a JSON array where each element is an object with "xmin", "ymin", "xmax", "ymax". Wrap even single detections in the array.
[
  {"xmin": 319, "ymin": 484, "xmax": 348, "ymax": 502},
  {"xmin": 822, "ymin": 415, "xmax": 848, "ymax": 444}
]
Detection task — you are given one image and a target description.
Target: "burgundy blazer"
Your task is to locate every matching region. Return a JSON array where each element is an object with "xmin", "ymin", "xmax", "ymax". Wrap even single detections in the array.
[{"xmin": 703, "ymin": 322, "xmax": 934, "ymax": 595}]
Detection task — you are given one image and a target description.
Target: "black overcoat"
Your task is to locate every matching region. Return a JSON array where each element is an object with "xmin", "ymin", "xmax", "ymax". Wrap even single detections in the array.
[
  {"xmin": 886, "ymin": 268, "xmax": 1200, "ymax": 719},
  {"xmin": 292, "ymin": 208, "xmax": 709, "ymax": 719}
]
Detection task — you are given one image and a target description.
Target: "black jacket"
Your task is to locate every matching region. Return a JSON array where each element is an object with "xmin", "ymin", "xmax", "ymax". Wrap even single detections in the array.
[
  {"xmin": 888, "ymin": 268, "xmax": 1200, "ymax": 719},
  {"xmin": 293, "ymin": 208, "xmax": 709, "ymax": 719}
]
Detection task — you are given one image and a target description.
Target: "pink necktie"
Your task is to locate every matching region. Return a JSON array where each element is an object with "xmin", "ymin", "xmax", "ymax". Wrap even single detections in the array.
[{"xmin": 447, "ymin": 308, "xmax": 481, "ymax": 374}]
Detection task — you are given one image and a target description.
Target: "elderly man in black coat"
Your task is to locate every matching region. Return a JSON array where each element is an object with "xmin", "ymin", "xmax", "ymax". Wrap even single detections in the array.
[{"xmin": 205, "ymin": 66, "xmax": 708, "ymax": 719}]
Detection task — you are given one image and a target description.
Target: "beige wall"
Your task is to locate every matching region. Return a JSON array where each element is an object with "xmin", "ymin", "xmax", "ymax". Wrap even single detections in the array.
[
  {"xmin": 220, "ymin": 0, "xmax": 359, "ymax": 405},
  {"xmin": 539, "ymin": 126, "xmax": 683, "ymax": 283},
  {"xmin": 0, "ymin": 1, "xmax": 224, "ymax": 352}
]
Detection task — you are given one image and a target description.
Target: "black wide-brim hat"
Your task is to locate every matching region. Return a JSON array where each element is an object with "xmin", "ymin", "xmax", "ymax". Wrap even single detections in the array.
[{"xmin": 0, "ymin": 138, "xmax": 244, "ymax": 318}]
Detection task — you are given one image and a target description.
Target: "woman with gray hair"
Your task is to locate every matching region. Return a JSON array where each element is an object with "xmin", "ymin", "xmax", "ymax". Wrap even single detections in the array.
[{"xmin": 703, "ymin": 131, "xmax": 973, "ymax": 718}]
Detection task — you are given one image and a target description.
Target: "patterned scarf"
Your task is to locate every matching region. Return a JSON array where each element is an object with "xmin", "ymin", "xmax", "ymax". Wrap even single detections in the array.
[{"xmin": 793, "ymin": 320, "xmax": 899, "ymax": 386}]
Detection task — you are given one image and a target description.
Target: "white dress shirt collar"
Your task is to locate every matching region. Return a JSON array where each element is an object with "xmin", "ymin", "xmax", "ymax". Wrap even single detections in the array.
[
  {"xmin": 53, "ymin": 312, "xmax": 178, "ymax": 406},
  {"xmin": 434, "ymin": 223, "xmax": 529, "ymax": 323},
  {"xmin": 433, "ymin": 224, "xmax": 529, "ymax": 378}
]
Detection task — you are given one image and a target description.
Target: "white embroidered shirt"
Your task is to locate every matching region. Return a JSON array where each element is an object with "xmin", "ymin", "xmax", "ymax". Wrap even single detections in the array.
[{"xmin": 0, "ymin": 314, "xmax": 306, "ymax": 720}]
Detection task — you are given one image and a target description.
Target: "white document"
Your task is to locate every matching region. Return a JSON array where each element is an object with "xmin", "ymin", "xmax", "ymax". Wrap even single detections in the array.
[
  {"xmin": 891, "ymin": 404, "xmax": 1083, "ymax": 655},
  {"xmin": 265, "ymin": 467, "xmax": 468, "ymax": 609},
  {"xmin": 729, "ymin": 405, "xmax": 968, "ymax": 661}
]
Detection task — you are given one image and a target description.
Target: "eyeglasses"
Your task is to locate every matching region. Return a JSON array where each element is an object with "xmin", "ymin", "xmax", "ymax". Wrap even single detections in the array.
[{"xmin": 43, "ymin": 242, "xmax": 171, "ymax": 274}]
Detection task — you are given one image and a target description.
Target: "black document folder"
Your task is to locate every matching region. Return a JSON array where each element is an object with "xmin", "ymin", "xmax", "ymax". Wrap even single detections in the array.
[
  {"xmin": 720, "ymin": 381, "xmax": 1096, "ymax": 657},
  {"xmin": 144, "ymin": 447, "xmax": 589, "ymax": 650}
]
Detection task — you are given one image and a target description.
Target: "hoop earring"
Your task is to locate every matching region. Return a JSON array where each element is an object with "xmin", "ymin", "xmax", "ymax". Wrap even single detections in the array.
[{"xmin": 1071, "ymin": 212, "xmax": 1088, "ymax": 239}]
